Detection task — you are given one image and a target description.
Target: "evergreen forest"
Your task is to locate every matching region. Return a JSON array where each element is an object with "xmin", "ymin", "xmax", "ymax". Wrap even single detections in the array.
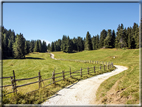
[{"xmin": 1, "ymin": 22, "xmax": 141, "ymax": 59}]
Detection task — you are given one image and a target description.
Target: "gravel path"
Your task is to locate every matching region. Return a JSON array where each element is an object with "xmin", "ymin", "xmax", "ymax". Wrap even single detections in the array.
[
  {"xmin": 50, "ymin": 53, "xmax": 57, "ymax": 60},
  {"xmin": 42, "ymin": 65, "xmax": 128, "ymax": 105}
]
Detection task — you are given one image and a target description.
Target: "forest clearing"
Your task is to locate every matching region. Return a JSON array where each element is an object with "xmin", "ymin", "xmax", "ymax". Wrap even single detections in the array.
[
  {"xmin": 1, "ymin": 3, "xmax": 141, "ymax": 105},
  {"xmin": 2, "ymin": 48, "xmax": 139, "ymax": 104}
]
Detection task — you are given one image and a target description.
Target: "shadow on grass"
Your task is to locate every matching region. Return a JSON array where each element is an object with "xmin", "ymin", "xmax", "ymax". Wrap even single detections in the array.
[
  {"xmin": 3, "ymin": 57, "xmax": 44, "ymax": 60},
  {"xmin": 26, "ymin": 57, "xmax": 44, "ymax": 60}
]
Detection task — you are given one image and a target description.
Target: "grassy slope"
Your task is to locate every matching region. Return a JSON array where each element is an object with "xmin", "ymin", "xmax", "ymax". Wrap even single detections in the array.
[
  {"xmin": 53, "ymin": 48, "xmax": 139, "ymax": 104},
  {"xmin": 3, "ymin": 52, "xmax": 101, "ymax": 94}
]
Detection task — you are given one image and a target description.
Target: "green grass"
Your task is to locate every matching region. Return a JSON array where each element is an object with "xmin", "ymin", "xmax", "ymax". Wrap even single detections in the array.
[
  {"xmin": 3, "ymin": 48, "xmax": 139, "ymax": 104},
  {"xmin": 3, "ymin": 52, "xmax": 103, "ymax": 93},
  {"xmin": 2, "ymin": 52, "xmax": 115, "ymax": 104},
  {"xmin": 53, "ymin": 48, "xmax": 139, "ymax": 104}
]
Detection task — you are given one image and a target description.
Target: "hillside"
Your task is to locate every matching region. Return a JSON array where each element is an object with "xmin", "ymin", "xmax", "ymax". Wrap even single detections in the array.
[
  {"xmin": 53, "ymin": 48, "xmax": 139, "ymax": 104},
  {"xmin": 2, "ymin": 48, "xmax": 139, "ymax": 104},
  {"xmin": 3, "ymin": 52, "xmax": 100, "ymax": 94}
]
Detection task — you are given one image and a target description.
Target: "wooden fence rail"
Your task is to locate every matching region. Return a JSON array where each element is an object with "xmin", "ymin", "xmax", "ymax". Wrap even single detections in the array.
[{"xmin": 1, "ymin": 60, "xmax": 113, "ymax": 96}]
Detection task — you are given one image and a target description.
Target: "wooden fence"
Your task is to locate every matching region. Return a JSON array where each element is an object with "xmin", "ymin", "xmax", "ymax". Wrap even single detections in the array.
[{"xmin": 1, "ymin": 60, "xmax": 113, "ymax": 96}]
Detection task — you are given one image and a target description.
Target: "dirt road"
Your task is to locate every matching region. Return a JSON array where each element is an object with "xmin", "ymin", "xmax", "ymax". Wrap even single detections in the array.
[
  {"xmin": 42, "ymin": 65, "xmax": 128, "ymax": 105},
  {"xmin": 50, "ymin": 53, "xmax": 57, "ymax": 60}
]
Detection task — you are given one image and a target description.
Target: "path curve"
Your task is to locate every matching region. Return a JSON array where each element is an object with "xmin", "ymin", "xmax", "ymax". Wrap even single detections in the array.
[
  {"xmin": 50, "ymin": 53, "xmax": 57, "ymax": 60},
  {"xmin": 42, "ymin": 65, "xmax": 128, "ymax": 105}
]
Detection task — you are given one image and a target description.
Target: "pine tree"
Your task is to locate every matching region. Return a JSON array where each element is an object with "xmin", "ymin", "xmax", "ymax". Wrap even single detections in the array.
[
  {"xmin": 72, "ymin": 37, "xmax": 77, "ymax": 51},
  {"xmin": 47, "ymin": 44, "xmax": 51, "ymax": 52},
  {"xmin": 38, "ymin": 40, "xmax": 42, "ymax": 52},
  {"xmin": 50, "ymin": 42, "xmax": 54, "ymax": 52},
  {"xmin": 128, "ymin": 27, "xmax": 132, "ymax": 49},
  {"xmin": 30, "ymin": 40, "xmax": 35, "ymax": 52},
  {"xmin": 77, "ymin": 37, "xmax": 84, "ymax": 51},
  {"xmin": 104, "ymin": 29, "xmax": 112, "ymax": 48},
  {"xmin": 34, "ymin": 40, "xmax": 39, "ymax": 52},
  {"xmin": 3, "ymin": 33, "xmax": 8, "ymax": 57},
  {"xmin": 66, "ymin": 36, "xmax": 72, "ymax": 53},
  {"xmin": 132, "ymin": 23, "xmax": 139, "ymax": 48},
  {"xmin": 99, "ymin": 29, "xmax": 107, "ymax": 48},
  {"xmin": 92, "ymin": 36, "xmax": 97, "ymax": 50},
  {"xmin": 54, "ymin": 42, "xmax": 57, "ymax": 51},
  {"xmin": 135, "ymin": 26, "xmax": 139, "ymax": 48},
  {"xmin": 13, "ymin": 33, "xmax": 25, "ymax": 59},
  {"xmin": 56, "ymin": 39, "xmax": 61, "ymax": 51},
  {"xmin": 111, "ymin": 30, "xmax": 116, "ymax": 48},
  {"xmin": 115, "ymin": 37, "xmax": 119, "ymax": 49},
  {"xmin": 42, "ymin": 41, "xmax": 47, "ymax": 52},
  {"xmin": 96, "ymin": 35, "xmax": 99, "ymax": 49},
  {"xmin": 61, "ymin": 35, "xmax": 67, "ymax": 52},
  {"xmin": 116, "ymin": 24, "xmax": 127, "ymax": 48},
  {"xmin": 85, "ymin": 31, "xmax": 92, "ymax": 50},
  {"xmin": 8, "ymin": 39, "xmax": 12, "ymax": 57},
  {"xmin": 25, "ymin": 40, "xmax": 30, "ymax": 54}
]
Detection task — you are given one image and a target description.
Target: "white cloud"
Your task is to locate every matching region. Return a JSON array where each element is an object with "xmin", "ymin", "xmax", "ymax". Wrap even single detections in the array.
[{"xmin": 41, "ymin": 39, "xmax": 51, "ymax": 45}]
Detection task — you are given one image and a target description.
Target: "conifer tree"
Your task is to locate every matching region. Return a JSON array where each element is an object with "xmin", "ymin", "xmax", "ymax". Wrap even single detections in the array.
[
  {"xmin": 34, "ymin": 40, "xmax": 39, "ymax": 52},
  {"xmin": 72, "ymin": 37, "xmax": 77, "ymax": 51},
  {"xmin": 42, "ymin": 41, "xmax": 47, "ymax": 52},
  {"xmin": 30, "ymin": 40, "xmax": 35, "ymax": 52},
  {"xmin": 61, "ymin": 35, "xmax": 67, "ymax": 52},
  {"xmin": 47, "ymin": 44, "xmax": 51, "ymax": 52},
  {"xmin": 25, "ymin": 40, "xmax": 30, "ymax": 54},
  {"xmin": 38, "ymin": 40, "xmax": 42, "ymax": 52},
  {"xmin": 50, "ymin": 42, "xmax": 54, "ymax": 52},
  {"xmin": 111, "ymin": 30, "xmax": 116, "ymax": 48},
  {"xmin": 85, "ymin": 31, "xmax": 92, "ymax": 50},
  {"xmin": 13, "ymin": 33, "xmax": 25, "ymax": 59},
  {"xmin": 54, "ymin": 42, "xmax": 57, "ymax": 51},
  {"xmin": 128, "ymin": 27, "xmax": 133, "ymax": 49},
  {"xmin": 104, "ymin": 29, "xmax": 112, "ymax": 48},
  {"xmin": 96, "ymin": 35, "xmax": 99, "ymax": 49},
  {"xmin": 92, "ymin": 36, "xmax": 97, "ymax": 50},
  {"xmin": 99, "ymin": 29, "xmax": 107, "ymax": 48},
  {"xmin": 77, "ymin": 37, "xmax": 84, "ymax": 51},
  {"xmin": 66, "ymin": 36, "xmax": 72, "ymax": 53}
]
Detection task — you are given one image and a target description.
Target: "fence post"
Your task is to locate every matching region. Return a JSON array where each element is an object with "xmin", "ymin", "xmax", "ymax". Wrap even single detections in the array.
[
  {"xmin": 62, "ymin": 70, "xmax": 65, "ymax": 80},
  {"xmin": 87, "ymin": 67, "xmax": 89, "ymax": 75},
  {"xmin": 108, "ymin": 64, "xmax": 109, "ymax": 70},
  {"xmin": 94, "ymin": 66, "xmax": 95, "ymax": 73},
  {"xmin": 104, "ymin": 65, "xmax": 105, "ymax": 71},
  {"xmin": 80, "ymin": 67, "xmax": 82, "ymax": 77},
  {"xmin": 52, "ymin": 70, "xmax": 55, "ymax": 84},
  {"xmin": 12, "ymin": 70, "xmax": 17, "ymax": 94},
  {"xmin": 11, "ymin": 77, "xmax": 15, "ymax": 94},
  {"xmin": 70, "ymin": 67, "xmax": 72, "ymax": 78},
  {"xmin": 38, "ymin": 71, "xmax": 42, "ymax": 88},
  {"xmin": 100, "ymin": 65, "xmax": 101, "ymax": 71}
]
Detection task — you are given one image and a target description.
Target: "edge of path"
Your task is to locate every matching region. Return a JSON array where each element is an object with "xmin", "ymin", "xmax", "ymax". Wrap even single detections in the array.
[{"xmin": 42, "ymin": 53, "xmax": 128, "ymax": 105}]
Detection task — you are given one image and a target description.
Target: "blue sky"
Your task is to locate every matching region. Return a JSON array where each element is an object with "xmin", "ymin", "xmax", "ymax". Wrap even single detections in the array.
[{"xmin": 3, "ymin": 2, "xmax": 140, "ymax": 44}]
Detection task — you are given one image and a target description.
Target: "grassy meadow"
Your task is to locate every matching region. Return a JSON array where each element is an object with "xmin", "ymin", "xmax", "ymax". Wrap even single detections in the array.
[
  {"xmin": 53, "ymin": 48, "xmax": 140, "ymax": 104},
  {"xmin": 2, "ymin": 48, "xmax": 139, "ymax": 104},
  {"xmin": 3, "ymin": 52, "xmax": 104, "ymax": 94}
]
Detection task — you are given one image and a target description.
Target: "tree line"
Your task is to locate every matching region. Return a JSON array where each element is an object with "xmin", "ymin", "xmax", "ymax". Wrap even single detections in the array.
[
  {"xmin": 1, "ymin": 27, "xmax": 47, "ymax": 59},
  {"xmin": 1, "ymin": 22, "xmax": 140, "ymax": 59},
  {"xmin": 48, "ymin": 22, "xmax": 140, "ymax": 53}
]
